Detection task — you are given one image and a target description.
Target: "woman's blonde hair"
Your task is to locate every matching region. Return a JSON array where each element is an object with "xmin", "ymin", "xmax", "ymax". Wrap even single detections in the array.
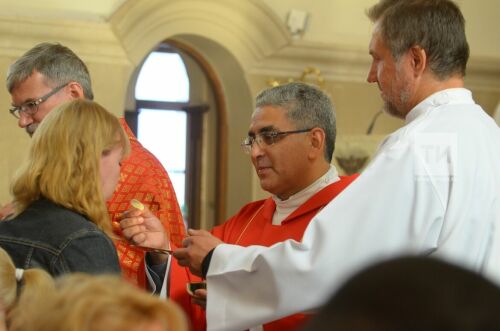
[
  {"xmin": 14, "ymin": 274, "xmax": 188, "ymax": 331},
  {"xmin": 0, "ymin": 248, "xmax": 54, "ymax": 330},
  {"xmin": 11, "ymin": 99, "xmax": 130, "ymax": 235}
]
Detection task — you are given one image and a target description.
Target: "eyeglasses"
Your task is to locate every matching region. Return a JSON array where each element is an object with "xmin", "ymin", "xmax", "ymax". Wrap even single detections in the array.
[
  {"xmin": 241, "ymin": 128, "xmax": 313, "ymax": 154},
  {"xmin": 9, "ymin": 83, "xmax": 68, "ymax": 119}
]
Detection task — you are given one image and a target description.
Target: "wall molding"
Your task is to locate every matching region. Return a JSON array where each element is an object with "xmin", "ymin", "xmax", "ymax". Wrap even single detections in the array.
[
  {"xmin": 109, "ymin": 0, "xmax": 290, "ymax": 69},
  {"xmin": 250, "ymin": 40, "xmax": 371, "ymax": 83},
  {"xmin": 251, "ymin": 39, "xmax": 500, "ymax": 91},
  {"xmin": 0, "ymin": 16, "xmax": 130, "ymax": 65},
  {"xmin": 4, "ymin": 3, "xmax": 497, "ymax": 92}
]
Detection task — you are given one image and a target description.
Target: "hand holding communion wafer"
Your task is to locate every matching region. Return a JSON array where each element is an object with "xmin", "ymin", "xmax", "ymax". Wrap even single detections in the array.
[{"xmin": 119, "ymin": 199, "xmax": 170, "ymax": 258}]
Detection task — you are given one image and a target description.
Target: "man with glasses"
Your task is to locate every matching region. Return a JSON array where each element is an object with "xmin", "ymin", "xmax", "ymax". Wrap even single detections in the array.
[
  {"xmin": 2, "ymin": 42, "xmax": 186, "ymax": 291},
  {"xmin": 120, "ymin": 82, "xmax": 358, "ymax": 331},
  {"xmin": 173, "ymin": 1, "xmax": 500, "ymax": 330},
  {"xmin": 8, "ymin": 82, "xmax": 68, "ymax": 130}
]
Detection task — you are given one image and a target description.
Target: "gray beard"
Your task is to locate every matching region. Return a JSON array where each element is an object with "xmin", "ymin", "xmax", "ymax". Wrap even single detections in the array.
[
  {"xmin": 383, "ymin": 83, "xmax": 411, "ymax": 119},
  {"xmin": 383, "ymin": 100, "xmax": 401, "ymax": 118}
]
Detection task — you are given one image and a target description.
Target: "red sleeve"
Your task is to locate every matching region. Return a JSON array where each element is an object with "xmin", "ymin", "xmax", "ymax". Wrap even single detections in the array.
[{"xmin": 169, "ymin": 256, "xmax": 206, "ymax": 331}]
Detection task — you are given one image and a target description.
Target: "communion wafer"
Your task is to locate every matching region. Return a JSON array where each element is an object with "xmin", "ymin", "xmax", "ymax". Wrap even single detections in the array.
[{"xmin": 130, "ymin": 199, "xmax": 144, "ymax": 211}]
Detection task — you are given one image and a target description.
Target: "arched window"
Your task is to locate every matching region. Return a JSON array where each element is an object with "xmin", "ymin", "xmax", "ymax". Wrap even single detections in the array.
[
  {"xmin": 131, "ymin": 44, "xmax": 208, "ymax": 226},
  {"xmin": 125, "ymin": 40, "xmax": 232, "ymax": 230}
]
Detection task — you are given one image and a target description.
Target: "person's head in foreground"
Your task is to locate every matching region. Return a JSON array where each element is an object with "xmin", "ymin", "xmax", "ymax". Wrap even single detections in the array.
[
  {"xmin": 366, "ymin": 0, "xmax": 469, "ymax": 119},
  {"xmin": 13, "ymin": 274, "xmax": 188, "ymax": 331},
  {"xmin": 0, "ymin": 247, "xmax": 54, "ymax": 331},
  {"xmin": 10, "ymin": 99, "xmax": 130, "ymax": 235},
  {"xmin": 302, "ymin": 256, "xmax": 500, "ymax": 331},
  {"xmin": 244, "ymin": 82, "xmax": 336, "ymax": 200}
]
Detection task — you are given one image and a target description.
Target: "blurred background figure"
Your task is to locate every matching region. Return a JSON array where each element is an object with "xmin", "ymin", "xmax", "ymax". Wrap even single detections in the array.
[
  {"xmin": 14, "ymin": 274, "xmax": 188, "ymax": 331},
  {"xmin": 302, "ymin": 257, "xmax": 500, "ymax": 331},
  {"xmin": 0, "ymin": 99, "xmax": 129, "ymax": 276},
  {"xmin": 0, "ymin": 247, "xmax": 54, "ymax": 331}
]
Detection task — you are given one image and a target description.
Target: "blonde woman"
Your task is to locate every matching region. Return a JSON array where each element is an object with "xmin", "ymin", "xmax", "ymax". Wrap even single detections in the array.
[
  {"xmin": 0, "ymin": 247, "xmax": 54, "ymax": 331},
  {"xmin": 14, "ymin": 274, "xmax": 188, "ymax": 331},
  {"xmin": 0, "ymin": 99, "xmax": 129, "ymax": 276}
]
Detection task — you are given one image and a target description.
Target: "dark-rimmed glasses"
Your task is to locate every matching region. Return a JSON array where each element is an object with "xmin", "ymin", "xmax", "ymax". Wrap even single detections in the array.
[
  {"xmin": 241, "ymin": 128, "xmax": 313, "ymax": 154},
  {"xmin": 9, "ymin": 83, "xmax": 69, "ymax": 119}
]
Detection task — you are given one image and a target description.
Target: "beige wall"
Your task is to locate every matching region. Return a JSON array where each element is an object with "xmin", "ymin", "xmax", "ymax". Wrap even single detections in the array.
[
  {"xmin": 0, "ymin": 0, "xmax": 499, "ymax": 221},
  {"xmin": 265, "ymin": 0, "xmax": 500, "ymax": 59}
]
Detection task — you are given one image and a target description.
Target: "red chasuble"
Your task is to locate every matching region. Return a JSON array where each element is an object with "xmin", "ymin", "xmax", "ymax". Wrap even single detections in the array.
[
  {"xmin": 172, "ymin": 174, "xmax": 358, "ymax": 331},
  {"xmin": 107, "ymin": 119, "xmax": 186, "ymax": 288}
]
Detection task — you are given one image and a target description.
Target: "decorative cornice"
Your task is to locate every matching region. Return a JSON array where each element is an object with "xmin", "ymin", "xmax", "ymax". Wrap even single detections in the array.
[
  {"xmin": 2, "ymin": 3, "xmax": 498, "ymax": 91},
  {"xmin": 109, "ymin": 0, "xmax": 291, "ymax": 68},
  {"xmin": 0, "ymin": 16, "xmax": 130, "ymax": 65},
  {"xmin": 251, "ymin": 40, "xmax": 500, "ymax": 91},
  {"xmin": 250, "ymin": 40, "xmax": 371, "ymax": 83}
]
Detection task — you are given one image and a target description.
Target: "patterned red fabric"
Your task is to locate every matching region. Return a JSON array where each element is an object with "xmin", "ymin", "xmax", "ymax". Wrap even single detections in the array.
[{"xmin": 107, "ymin": 119, "xmax": 186, "ymax": 288}]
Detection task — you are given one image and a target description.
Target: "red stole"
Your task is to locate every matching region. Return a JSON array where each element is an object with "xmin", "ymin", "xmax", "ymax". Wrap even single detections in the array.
[{"xmin": 211, "ymin": 174, "xmax": 359, "ymax": 331}]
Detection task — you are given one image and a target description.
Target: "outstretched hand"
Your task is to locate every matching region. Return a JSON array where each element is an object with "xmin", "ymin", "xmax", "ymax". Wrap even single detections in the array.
[
  {"xmin": 119, "ymin": 205, "xmax": 169, "ymax": 250},
  {"xmin": 173, "ymin": 229, "xmax": 223, "ymax": 277}
]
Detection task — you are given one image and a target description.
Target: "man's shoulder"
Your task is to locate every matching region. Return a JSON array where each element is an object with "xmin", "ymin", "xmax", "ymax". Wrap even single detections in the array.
[
  {"xmin": 241, "ymin": 198, "xmax": 269, "ymax": 210},
  {"xmin": 337, "ymin": 174, "xmax": 360, "ymax": 185},
  {"xmin": 231, "ymin": 198, "xmax": 270, "ymax": 219},
  {"xmin": 316, "ymin": 174, "xmax": 359, "ymax": 197}
]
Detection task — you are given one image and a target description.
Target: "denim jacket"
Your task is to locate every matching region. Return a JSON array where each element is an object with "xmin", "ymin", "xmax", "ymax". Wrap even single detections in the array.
[{"xmin": 0, "ymin": 198, "xmax": 120, "ymax": 277}]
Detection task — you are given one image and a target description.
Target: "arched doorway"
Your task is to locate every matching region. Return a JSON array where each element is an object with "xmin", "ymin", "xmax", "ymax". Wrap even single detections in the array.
[
  {"xmin": 125, "ymin": 41, "xmax": 221, "ymax": 229},
  {"xmin": 112, "ymin": 0, "xmax": 289, "ymax": 227}
]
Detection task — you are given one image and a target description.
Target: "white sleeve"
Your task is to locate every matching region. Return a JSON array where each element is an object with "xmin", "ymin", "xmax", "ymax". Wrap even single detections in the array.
[
  {"xmin": 205, "ymin": 138, "xmax": 449, "ymax": 331},
  {"xmin": 145, "ymin": 241, "xmax": 173, "ymax": 298},
  {"xmin": 145, "ymin": 256, "xmax": 172, "ymax": 299}
]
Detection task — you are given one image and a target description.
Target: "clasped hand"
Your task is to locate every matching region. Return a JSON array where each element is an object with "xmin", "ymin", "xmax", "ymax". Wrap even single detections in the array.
[{"xmin": 119, "ymin": 205, "xmax": 223, "ymax": 276}]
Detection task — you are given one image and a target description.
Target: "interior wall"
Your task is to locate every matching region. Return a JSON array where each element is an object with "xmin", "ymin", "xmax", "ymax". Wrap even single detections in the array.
[
  {"xmin": 264, "ymin": 0, "xmax": 500, "ymax": 60},
  {"xmin": 0, "ymin": 0, "xmax": 499, "ymax": 218}
]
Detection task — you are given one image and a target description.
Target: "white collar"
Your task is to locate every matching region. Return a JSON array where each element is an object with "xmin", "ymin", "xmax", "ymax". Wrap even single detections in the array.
[
  {"xmin": 271, "ymin": 165, "xmax": 340, "ymax": 225},
  {"xmin": 405, "ymin": 88, "xmax": 474, "ymax": 124}
]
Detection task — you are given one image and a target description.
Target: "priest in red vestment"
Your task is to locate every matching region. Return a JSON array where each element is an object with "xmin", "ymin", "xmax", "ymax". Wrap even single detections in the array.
[
  {"xmin": 108, "ymin": 119, "xmax": 185, "ymax": 288},
  {"xmin": 121, "ymin": 82, "xmax": 357, "ymax": 330}
]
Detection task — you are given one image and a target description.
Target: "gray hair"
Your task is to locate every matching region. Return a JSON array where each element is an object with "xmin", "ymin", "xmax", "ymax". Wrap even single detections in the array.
[
  {"xmin": 367, "ymin": 0, "xmax": 469, "ymax": 79},
  {"xmin": 7, "ymin": 42, "xmax": 94, "ymax": 99},
  {"xmin": 256, "ymin": 82, "xmax": 336, "ymax": 162}
]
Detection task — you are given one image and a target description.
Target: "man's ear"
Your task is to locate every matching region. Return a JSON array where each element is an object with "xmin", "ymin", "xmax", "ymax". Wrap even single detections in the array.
[
  {"xmin": 308, "ymin": 128, "xmax": 325, "ymax": 160},
  {"xmin": 67, "ymin": 81, "xmax": 85, "ymax": 99},
  {"xmin": 409, "ymin": 45, "xmax": 427, "ymax": 77}
]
